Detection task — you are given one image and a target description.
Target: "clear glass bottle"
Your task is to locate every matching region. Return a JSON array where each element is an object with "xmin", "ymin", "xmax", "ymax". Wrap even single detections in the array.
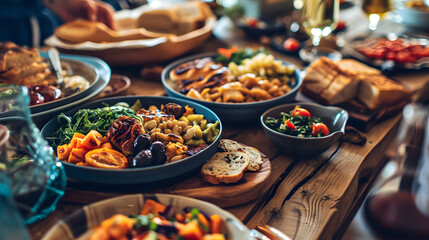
[
  {"xmin": 0, "ymin": 85, "xmax": 66, "ymax": 224},
  {"xmin": 363, "ymin": 104, "xmax": 429, "ymax": 240}
]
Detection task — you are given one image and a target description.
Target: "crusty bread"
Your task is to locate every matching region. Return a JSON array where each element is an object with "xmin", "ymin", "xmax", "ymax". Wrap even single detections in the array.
[
  {"xmin": 201, "ymin": 152, "xmax": 249, "ymax": 184},
  {"xmin": 0, "ymin": 44, "xmax": 41, "ymax": 72},
  {"xmin": 219, "ymin": 139, "xmax": 263, "ymax": 171},
  {"xmin": 137, "ymin": 1, "xmax": 207, "ymax": 36},
  {"xmin": 319, "ymin": 73, "xmax": 360, "ymax": 105},
  {"xmin": 358, "ymin": 75, "xmax": 411, "ymax": 110},
  {"xmin": 302, "ymin": 57, "xmax": 411, "ymax": 110}
]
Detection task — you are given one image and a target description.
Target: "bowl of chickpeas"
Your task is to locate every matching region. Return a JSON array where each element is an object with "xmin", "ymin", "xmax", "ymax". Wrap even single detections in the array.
[{"xmin": 161, "ymin": 50, "xmax": 302, "ymax": 123}]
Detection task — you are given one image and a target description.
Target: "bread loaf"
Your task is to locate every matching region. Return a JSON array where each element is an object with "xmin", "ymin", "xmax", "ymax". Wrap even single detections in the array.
[
  {"xmin": 201, "ymin": 152, "xmax": 249, "ymax": 184},
  {"xmin": 358, "ymin": 75, "xmax": 411, "ymax": 110},
  {"xmin": 302, "ymin": 57, "xmax": 411, "ymax": 110}
]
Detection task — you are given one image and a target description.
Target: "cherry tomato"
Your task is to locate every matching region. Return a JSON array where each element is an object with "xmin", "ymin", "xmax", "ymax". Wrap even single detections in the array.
[
  {"xmin": 285, "ymin": 119, "xmax": 296, "ymax": 130},
  {"xmin": 335, "ymin": 20, "xmax": 346, "ymax": 31},
  {"xmin": 85, "ymin": 148, "xmax": 128, "ymax": 169},
  {"xmin": 312, "ymin": 123, "xmax": 329, "ymax": 136},
  {"xmin": 247, "ymin": 18, "xmax": 258, "ymax": 27},
  {"xmin": 283, "ymin": 38, "xmax": 300, "ymax": 52},
  {"xmin": 292, "ymin": 107, "xmax": 311, "ymax": 117}
]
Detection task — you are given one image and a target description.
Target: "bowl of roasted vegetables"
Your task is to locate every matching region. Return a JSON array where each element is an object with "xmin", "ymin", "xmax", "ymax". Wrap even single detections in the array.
[
  {"xmin": 42, "ymin": 193, "xmax": 252, "ymax": 240},
  {"xmin": 161, "ymin": 47, "xmax": 302, "ymax": 123},
  {"xmin": 261, "ymin": 102, "xmax": 348, "ymax": 158},
  {"xmin": 41, "ymin": 96, "xmax": 222, "ymax": 184}
]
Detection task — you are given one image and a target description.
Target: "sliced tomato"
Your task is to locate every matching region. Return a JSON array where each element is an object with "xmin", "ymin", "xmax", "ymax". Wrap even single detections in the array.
[
  {"xmin": 395, "ymin": 50, "xmax": 416, "ymax": 63},
  {"xmin": 386, "ymin": 51, "xmax": 396, "ymax": 61},
  {"xmin": 285, "ymin": 119, "xmax": 296, "ymax": 130},
  {"xmin": 312, "ymin": 123, "xmax": 329, "ymax": 136},
  {"xmin": 292, "ymin": 107, "xmax": 311, "ymax": 117},
  {"xmin": 85, "ymin": 148, "xmax": 127, "ymax": 169}
]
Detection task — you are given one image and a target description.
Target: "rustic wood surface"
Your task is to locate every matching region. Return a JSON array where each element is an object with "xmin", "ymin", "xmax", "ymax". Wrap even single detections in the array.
[
  {"xmin": 27, "ymin": 2, "xmax": 429, "ymax": 240},
  {"xmin": 55, "ymin": 147, "xmax": 272, "ymax": 208}
]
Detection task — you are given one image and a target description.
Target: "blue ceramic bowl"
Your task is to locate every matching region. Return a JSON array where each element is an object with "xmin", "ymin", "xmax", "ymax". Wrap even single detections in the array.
[
  {"xmin": 41, "ymin": 96, "xmax": 222, "ymax": 185},
  {"xmin": 161, "ymin": 53, "xmax": 302, "ymax": 123},
  {"xmin": 261, "ymin": 102, "xmax": 348, "ymax": 158}
]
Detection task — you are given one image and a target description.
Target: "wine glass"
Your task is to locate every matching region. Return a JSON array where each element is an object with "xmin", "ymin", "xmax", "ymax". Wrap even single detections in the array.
[
  {"xmin": 363, "ymin": 104, "xmax": 429, "ymax": 239},
  {"xmin": 299, "ymin": 0, "xmax": 341, "ymax": 63},
  {"xmin": 362, "ymin": 0, "xmax": 393, "ymax": 31}
]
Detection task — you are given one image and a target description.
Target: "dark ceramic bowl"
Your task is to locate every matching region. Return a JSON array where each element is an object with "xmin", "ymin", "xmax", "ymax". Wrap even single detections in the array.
[
  {"xmin": 261, "ymin": 102, "xmax": 348, "ymax": 158},
  {"xmin": 236, "ymin": 19, "xmax": 285, "ymax": 39},
  {"xmin": 41, "ymin": 96, "xmax": 222, "ymax": 185},
  {"xmin": 161, "ymin": 53, "xmax": 302, "ymax": 123}
]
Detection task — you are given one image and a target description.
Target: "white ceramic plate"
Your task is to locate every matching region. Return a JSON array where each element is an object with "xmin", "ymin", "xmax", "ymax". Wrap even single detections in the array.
[{"xmin": 42, "ymin": 193, "xmax": 252, "ymax": 240}]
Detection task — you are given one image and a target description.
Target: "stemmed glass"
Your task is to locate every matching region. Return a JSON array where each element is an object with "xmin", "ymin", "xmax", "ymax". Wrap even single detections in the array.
[
  {"xmin": 361, "ymin": 0, "xmax": 393, "ymax": 31},
  {"xmin": 363, "ymin": 104, "xmax": 429, "ymax": 239},
  {"xmin": 299, "ymin": 0, "xmax": 341, "ymax": 62}
]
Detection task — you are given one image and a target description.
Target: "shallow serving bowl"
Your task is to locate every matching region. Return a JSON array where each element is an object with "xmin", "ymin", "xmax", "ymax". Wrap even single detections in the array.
[
  {"xmin": 41, "ymin": 96, "xmax": 222, "ymax": 185},
  {"xmin": 42, "ymin": 193, "xmax": 252, "ymax": 240},
  {"xmin": 31, "ymin": 53, "xmax": 110, "ymax": 123},
  {"xmin": 161, "ymin": 53, "xmax": 302, "ymax": 123},
  {"xmin": 261, "ymin": 102, "xmax": 348, "ymax": 158}
]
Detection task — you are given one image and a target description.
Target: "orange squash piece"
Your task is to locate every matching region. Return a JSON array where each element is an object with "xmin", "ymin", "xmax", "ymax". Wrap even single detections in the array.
[
  {"xmin": 80, "ymin": 130, "xmax": 103, "ymax": 149},
  {"xmin": 68, "ymin": 148, "xmax": 89, "ymax": 164},
  {"xmin": 140, "ymin": 199, "xmax": 167, "ymax": 215},
  {"xmin": 179, "ymin": 220, "xmax": 203, "ymax": 240},
  {"xmin": 69, "ymin": 133, "xmax": 85, "ymax": 148},
  {"xmin": 203, "ymin": 234, "xmax": 225, "ymax": 240},
  {"xmin": 209, "ymin": 215, "xmax": 222, "ymax": 234},
  {"xmin": 57, "ymin": 144, "xmax": 71, "ymax": 160},
  {"xmin": 100, "ymin": 142, "xmax": 113, "ymax": 149}
]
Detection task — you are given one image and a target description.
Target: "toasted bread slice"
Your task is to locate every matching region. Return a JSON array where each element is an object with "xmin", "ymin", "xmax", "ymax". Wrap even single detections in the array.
[
  {"xmin": 201, "ymin": 152, "xmax": 249, "ymax": 184},
  {"xmin": 219, "ymin": 139, "xmax": 263, "ymax": 171},
  {"xmin": 0, "ymin": 44, "xmax": 41, "ymax": 72}
]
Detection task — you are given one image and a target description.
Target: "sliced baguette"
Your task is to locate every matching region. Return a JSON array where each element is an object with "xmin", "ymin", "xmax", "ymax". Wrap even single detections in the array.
[
  {"xmin": 201, "ymin": 152, "xmax": 249, "ymax": 184},
  {"xmin": 219, "ymin": 139, "xmax": 263, "ymax": 171}
]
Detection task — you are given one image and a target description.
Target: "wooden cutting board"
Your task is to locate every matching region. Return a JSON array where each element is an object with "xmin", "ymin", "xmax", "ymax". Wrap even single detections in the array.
[
  {"xmin": 62, "ymin": 145, "xmax": 272, "ymax": 208},
  {"xmin": 295, "ymin": 92, "xmax": 408, "ymax": 131},
  {"xmin": 159, "ymin": 153, "xmax": 271, "ymax": 207}
]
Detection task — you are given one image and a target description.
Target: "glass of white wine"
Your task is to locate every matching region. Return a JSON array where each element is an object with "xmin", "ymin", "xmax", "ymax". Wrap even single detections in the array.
[
  {"xmin": 299, "ymin": 0, "xmax": 341, "ymax": 63},
  {"xmin": 362, "ymin": 0, "xmax": 393, "ymax": 31}
]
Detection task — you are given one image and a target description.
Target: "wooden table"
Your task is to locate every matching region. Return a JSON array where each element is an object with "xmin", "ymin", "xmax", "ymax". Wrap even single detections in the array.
[{"xmin": 28, "ymin": 3, "xmax": 429, "ymax": 240}]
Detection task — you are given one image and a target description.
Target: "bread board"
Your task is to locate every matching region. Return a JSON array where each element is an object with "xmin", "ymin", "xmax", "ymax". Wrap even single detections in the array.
[
  {"xmin": 62, "ymin": 144, "xmax": 272, "ymax": 208},
  {"xmin": 296, "ymin": 92, "xmax": 408, "ymax": 131}
]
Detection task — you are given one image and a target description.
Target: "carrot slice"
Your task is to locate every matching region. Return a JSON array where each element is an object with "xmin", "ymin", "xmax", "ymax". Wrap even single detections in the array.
[
  {"xmin": 85, "ymin": 148, "xmax": 127, "ymax": 169},
  {"xmin": 57, "ymin": 144, "xmax": 71, "ymax": 160},
  {"xmin": 198, "ymin": 213, "xmax": 210, "ymax": 234},
  {"xmin": 80, "ymin": 130, "xmax": 103, "ymax": 149}
]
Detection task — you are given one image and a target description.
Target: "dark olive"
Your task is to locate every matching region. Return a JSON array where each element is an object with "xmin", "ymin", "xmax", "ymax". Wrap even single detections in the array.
[
  {"xmin": 130, "ymin": 149, "xmax": 153, "ymax": 168},
  {"xmin": 133, "ymin": 134, "xmax": 151, "ymax": 156},
  {"xmin": 150, "ymin": 141, "xmax": 166, "ymax": 165}
]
